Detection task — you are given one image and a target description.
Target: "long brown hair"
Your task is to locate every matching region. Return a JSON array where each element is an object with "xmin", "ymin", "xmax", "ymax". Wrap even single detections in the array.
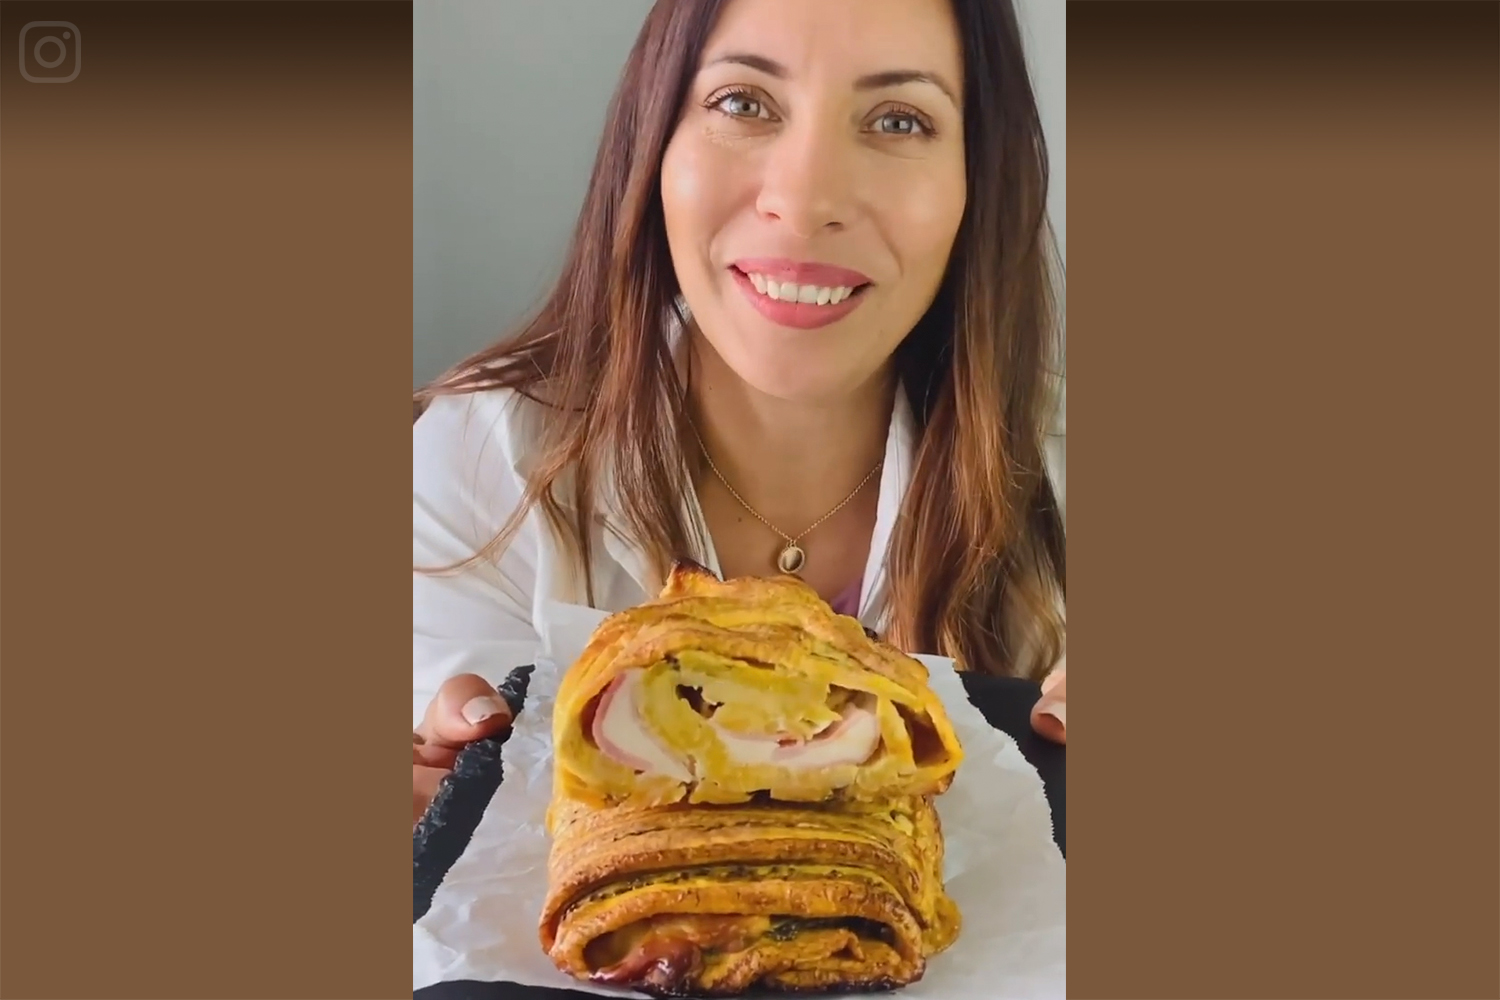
[{"xmin": 416, "ymin": 0, "xmax": 1065, "ymax": 679}]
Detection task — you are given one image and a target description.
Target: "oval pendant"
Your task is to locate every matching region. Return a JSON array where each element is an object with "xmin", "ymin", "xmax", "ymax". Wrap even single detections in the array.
[{"xmin": 777, "ymin": 544, "xmax": 806, "ymax": 575}]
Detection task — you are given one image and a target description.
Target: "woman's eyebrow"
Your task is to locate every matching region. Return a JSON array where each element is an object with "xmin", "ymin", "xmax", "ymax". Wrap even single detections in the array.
[
  {"xmin": 704, "ymin": 53, "xmax": 960, "ymax": 110},
  {"xmin": 706, "ymin": 52, "xmax": 785, "ymax": 77},
  {"xmin": 854, "ymin": 69, "xmax": 959, "ymax": 111}
]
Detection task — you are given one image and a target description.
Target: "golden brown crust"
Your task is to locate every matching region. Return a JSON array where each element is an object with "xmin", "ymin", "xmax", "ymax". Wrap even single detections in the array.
[
  {"xmin": 539, "ymin": 562, "xmax": 964, "ymax": 996},
  {"xmin": 656, "ymin": 557, "xmax": 722, "ymax": 598},
  {"xmin": 553, "ymin": 562, "xmax": 964, "ymax": 808},
  {"xmin": 549, "ymin": 866, "xmax": 925, "ymax": 991},
  {"xmin": 541, "ymin": 797, "xmax": 942, "ymax": 946},
  {"xmin": 704, "ymin": 930, "xmax": 911, "ymax": 995},
  {"xmin": 539, "ymin": 795, "xmax": 960, "ymax": 995}
]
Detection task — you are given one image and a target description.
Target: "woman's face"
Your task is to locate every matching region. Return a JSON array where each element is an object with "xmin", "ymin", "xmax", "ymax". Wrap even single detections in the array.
[{"xmin": 660, "ymin": 0, "xmax": 967, "ymax": 403}]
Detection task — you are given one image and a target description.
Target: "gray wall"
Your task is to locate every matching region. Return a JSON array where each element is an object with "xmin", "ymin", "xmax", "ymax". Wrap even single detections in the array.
[{"xmin": 414, "ymin": 0, "xmax": 1066, "ymax": 388}]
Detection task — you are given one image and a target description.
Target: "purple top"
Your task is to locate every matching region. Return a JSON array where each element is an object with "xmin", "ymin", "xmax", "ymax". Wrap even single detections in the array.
[{"xmin": 828, "ymin": 576, "xmax": 863, "ymax": 618}]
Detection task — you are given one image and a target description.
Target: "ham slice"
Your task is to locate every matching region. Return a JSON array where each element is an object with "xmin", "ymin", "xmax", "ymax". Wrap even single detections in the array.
[
  {"xmin": 590, "ymin": 916, "xmax": 765, "ymax": 991},
  {"xmin": 716, "ymin": 702, "xmax": 881, "ymax": 769},
  {"xmin": 591, "ymin": 933, "xmax": 700, "ymax": 991},
  {"xmin": 590, "ymin": 668, "xmax": 881, "ymax": 777},
  {"xmin": 590, "ymin": 671, "xmax": 693, "ymax": 781}
]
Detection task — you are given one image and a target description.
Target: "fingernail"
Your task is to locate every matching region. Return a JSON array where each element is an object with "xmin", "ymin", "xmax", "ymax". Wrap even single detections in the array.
[{"xmin": 461, "ymin": 695, "xmax": 509, "ymax": 726}]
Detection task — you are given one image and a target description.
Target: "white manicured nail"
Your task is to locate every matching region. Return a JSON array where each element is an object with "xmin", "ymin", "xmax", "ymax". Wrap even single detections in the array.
[{"xmin": 461, "ymin": 695, "xmax": 508, "ymax": 726}]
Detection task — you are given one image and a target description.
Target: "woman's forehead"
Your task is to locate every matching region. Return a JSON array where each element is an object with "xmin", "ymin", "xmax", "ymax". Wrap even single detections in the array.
[{"xmin": 697, "ymin": 0, "xmax": 964, "ymax": 88}]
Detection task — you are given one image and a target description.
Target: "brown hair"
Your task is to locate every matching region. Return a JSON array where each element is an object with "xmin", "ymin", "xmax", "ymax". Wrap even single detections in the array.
[{"xmin": 416, "ymin": 0, "xmax": 1065, "ymax": 679}]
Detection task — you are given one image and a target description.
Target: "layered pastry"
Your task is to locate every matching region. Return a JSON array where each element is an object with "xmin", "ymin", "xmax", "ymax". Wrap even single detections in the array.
[
  {"xmin": 539, "ymin": 562, "xmax": 966, "ymax": 996},
  {"xmin": 541, "ymin": 794, "xmax": 960, "ymax": 996},
  {"xmin": 551, "ymin": 561, "xmax": 964, "ymax": 809}
]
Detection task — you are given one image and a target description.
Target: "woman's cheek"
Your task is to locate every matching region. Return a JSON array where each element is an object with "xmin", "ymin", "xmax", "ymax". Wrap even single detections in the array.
[
  {"xmin": 896, "ymin": 164, "xmax": 965, "ymax": 251},
  {"xmin": 866, "ymin": 142, "xmax": 964, "ymax": 233},
  {"xmin": 663, "ymin": 128, "xmax": 749, "ymax": 234},
  {"xmin": 660, "ymin": 138, "xmax": 707, "ymax": 243}
]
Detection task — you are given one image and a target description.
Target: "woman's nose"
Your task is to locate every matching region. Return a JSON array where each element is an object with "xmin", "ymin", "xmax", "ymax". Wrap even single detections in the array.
[{"xmin": 754, "ymin": 122, "xmax": 853, "ymax": 239}]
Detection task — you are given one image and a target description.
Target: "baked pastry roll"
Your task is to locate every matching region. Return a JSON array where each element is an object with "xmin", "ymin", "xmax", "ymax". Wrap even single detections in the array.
[
  {"xmin": 552, "ymin": 562, "xmax": 964, "ymax": 808},
  {"xmin": 540, "ymin": 795, "xmax": 960, "ymax": 996}
]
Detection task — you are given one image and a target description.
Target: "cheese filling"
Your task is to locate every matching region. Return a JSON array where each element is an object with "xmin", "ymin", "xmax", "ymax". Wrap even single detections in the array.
[{"xmin": 588, "ymin": 668, "xmax": 883, "ymax": 778}]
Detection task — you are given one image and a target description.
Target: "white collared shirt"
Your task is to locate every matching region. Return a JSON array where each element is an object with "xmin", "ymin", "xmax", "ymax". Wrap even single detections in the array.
[{"xmin": 413, "ymin": 386, "xmax": 1064, "ymax": 726}]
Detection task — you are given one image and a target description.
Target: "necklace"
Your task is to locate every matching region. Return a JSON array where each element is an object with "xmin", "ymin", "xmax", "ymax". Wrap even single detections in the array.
[{"xmin": 688, "ymin": 422, "xmax": 883, "ymax": 576}]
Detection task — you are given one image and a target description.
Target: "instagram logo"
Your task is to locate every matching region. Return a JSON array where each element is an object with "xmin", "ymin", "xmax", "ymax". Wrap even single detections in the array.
[{"xmin": 19, "ymin": 21, "xmax": 81, "ymax": 83}]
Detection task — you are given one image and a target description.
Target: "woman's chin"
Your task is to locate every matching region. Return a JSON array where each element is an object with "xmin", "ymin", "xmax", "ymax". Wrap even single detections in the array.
[
  {"xmin": 692, "ymin": 321, "xmax": 880, "ymax": 403},
  {"xmin": 730, "ymin": 359, "xmax": 875, "ymax": 405}
]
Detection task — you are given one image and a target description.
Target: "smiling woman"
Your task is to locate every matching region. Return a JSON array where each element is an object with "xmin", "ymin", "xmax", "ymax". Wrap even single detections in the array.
[
  {"xmin": 663, "ymin": 3, "xmax": 969, "ymax": 410},
  {"xmin": 412, "ymin": 0, "xmax": 1066, "ymax": 819}
]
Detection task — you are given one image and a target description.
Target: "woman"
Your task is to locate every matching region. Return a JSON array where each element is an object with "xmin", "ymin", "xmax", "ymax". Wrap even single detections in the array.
[{"xmin": 412, "ymin": 0, "xmax": 1066, "ymax": 821}]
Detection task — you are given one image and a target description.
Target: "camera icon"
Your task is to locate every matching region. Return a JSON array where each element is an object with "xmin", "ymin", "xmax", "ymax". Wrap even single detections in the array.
[{"xmin": 19, "ymin": 21, "xmax": 81, "ymax": 83}]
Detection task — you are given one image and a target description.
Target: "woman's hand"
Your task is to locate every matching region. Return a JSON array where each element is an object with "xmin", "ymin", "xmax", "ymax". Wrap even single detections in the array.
[
  {"xmin": 413, "ymin": 673, "xmax": 514, "ymax": 824},
  {"xmin": 1030, "ymin": 662, "xmax": 1066, "ymax": 744}
]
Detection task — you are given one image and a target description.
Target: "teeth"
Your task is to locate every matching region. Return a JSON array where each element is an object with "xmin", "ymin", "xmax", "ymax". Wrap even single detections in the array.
[{"xmin": 745, "ymin": 274, "xmax": 858, "ymax": 306}]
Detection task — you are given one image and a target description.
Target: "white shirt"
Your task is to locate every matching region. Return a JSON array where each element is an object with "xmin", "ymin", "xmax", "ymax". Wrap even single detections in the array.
[{"xmin": 413, "ymin": 386, "xmax": 1064, "ymax": 727}]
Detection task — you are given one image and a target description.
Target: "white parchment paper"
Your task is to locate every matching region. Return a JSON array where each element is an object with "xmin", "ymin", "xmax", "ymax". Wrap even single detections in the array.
[{"xmin": 414, "ymin": 602, "xmax": 1066, "ymax": 998}]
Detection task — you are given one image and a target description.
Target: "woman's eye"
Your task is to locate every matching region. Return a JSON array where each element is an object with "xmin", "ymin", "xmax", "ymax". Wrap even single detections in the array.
[
  {"xmin": 714, "ymin": 93, "xmax": 764, "ymax": 119},
  {"xmin": 874, "ymin": 112, "xmax": 926, "ymax": 136}
]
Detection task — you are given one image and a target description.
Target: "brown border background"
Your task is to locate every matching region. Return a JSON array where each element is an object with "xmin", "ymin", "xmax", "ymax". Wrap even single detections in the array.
[
  {"xmin": 1067, "ymin": 2, "xmax": 1499, "ymax": 998},
  {"xmin": 1, "ymin": 3, "xmax": 415, "ymax": 998},
  {"xmin": 1, "ymin": 1, "xmax": 1496, "ymax": 999}
]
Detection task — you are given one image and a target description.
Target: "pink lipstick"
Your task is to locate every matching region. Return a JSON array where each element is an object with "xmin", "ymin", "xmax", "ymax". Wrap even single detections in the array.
[{"xmin": 728, "ymin": 258, "xmax": 873, "ymax": 331}]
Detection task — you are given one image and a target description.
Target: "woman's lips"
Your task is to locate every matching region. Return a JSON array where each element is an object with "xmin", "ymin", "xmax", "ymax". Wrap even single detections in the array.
[
  {"xmin": 731, "ymin": 258, "xmax": 872, "ymax": 288},
  {"xmin": 728, "ymin": 266, "xmax": 871, "ymax": 331}
]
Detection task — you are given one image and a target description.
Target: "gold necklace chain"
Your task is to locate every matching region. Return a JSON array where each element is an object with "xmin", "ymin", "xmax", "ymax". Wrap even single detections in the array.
[{"xmin": 688, "ymin": 421, "xmax": 883, "ymax": 576}]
